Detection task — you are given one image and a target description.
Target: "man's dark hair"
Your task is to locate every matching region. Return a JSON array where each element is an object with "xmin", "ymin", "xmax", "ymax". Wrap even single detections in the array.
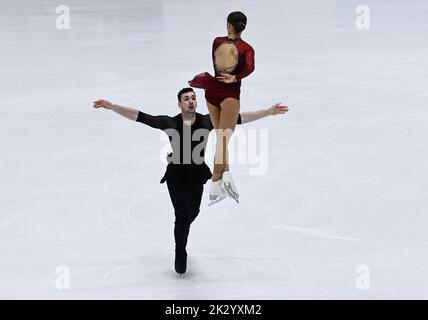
[
  {"xmin": 177, "ymin": 87, "xmax": 195, "ymax": 102},
  {"xmin": 227, "ymin": 11, "xmax": 247, "ymax": 33}
]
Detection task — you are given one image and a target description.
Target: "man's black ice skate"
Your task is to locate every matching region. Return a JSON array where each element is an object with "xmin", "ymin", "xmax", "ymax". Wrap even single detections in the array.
[{"xmin": 175, "ymin": 250, "xmax": 187, "ymax": 276}]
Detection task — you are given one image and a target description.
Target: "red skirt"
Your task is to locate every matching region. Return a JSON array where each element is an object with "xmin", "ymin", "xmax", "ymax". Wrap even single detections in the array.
[{"xmin": 188, "ymin": 72, "xmax": 240, "ymax": 108}]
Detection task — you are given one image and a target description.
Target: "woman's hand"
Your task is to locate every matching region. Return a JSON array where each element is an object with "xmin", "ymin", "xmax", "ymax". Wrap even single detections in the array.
[
  {"xmin": 93, "ymin": 99, "xmax": 113, "ymax": 109},
  {"xmin": 216, "ymin": 73, "xmax": 237, "ymax": 83},
  {"xmin": 267, "ymin": 103, "xmax": 289, "ymax": 116}
]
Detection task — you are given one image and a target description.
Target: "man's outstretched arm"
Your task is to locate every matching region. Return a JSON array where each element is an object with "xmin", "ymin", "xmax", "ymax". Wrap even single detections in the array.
[
  {"xmin": 240, "ymin": 103, "xmax": 289, "ymax": 124},
  {"xmin": 93, "ymin": 99, "xmax": 174, "ymax": 130},
  {"xmin": 93, "ymin": 99, "xmax": 139, "ymax": 121}
]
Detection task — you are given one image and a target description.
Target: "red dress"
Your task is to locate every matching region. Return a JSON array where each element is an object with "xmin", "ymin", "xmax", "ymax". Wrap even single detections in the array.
[{"xmin": 188, "ymin": 36, "xmax": 255, "ymax": 107}]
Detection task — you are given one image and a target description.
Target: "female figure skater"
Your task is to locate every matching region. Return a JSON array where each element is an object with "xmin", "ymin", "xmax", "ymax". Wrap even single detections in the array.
[{"xmin": 189, "ymin": 11, "xmax": 255, "ymax": 205}]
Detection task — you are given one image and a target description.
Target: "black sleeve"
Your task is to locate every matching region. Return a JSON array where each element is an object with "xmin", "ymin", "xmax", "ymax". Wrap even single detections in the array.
[
  {"xmin": 136, "ymin": 111, "xmax": 175, "ymax": 130},
  {"xmin": 203, "ymin": 113, "xmax": 242, "ymax": 131}
]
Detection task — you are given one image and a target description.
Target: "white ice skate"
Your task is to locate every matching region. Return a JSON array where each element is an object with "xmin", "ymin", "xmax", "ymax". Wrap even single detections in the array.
[
  {"xmin": 208, "ymin": 179, "xmax": 227, "ymax": 206},
  {"xmin": 222, "ymin": 171, "xmax": 239, "ymax": 203}
]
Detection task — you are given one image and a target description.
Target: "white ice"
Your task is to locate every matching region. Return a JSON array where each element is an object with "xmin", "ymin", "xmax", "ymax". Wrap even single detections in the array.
[{"xmin": 1, "ymin": 0, "xmax": 428, "ymax": 299}]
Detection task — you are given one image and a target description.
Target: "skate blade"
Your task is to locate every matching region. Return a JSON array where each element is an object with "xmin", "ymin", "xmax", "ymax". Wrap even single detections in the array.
[
  {"xmin": 223, "ymin": 183, "xmax": 239, "ymax": 204},
  {"xmin": 208, "ymin": 195, "xmax": 226, "ymax": 206}
]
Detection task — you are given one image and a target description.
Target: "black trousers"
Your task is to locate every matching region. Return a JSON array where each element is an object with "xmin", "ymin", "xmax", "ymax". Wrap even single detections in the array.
[{"xmin": 166, "ymin": 178, "xmax": 204, "ymax": 254}]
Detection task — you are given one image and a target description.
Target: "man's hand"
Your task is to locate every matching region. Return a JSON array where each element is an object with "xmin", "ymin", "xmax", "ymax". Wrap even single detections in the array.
[
  {"xmin": 93, "ymin": 99, "xmax": 113, "ymax": 109},
  {"xmin": 216, "ymin": 73, "xmax": 237, "ymax": 83},
  {"xmin": 267, "ymin": 103, "xmax": 289, "ymax": 116}
]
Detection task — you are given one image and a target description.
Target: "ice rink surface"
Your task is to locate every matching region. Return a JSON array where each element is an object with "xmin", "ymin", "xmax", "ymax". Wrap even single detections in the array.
[{"xmin": 1, "ymin": 0, "xmax": 428, "ymax": 299}]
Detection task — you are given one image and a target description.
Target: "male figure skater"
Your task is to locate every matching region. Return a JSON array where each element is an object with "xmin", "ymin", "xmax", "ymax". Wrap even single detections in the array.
[{"xmin": 93, "ymin": 88, "xmax": 288, "ymax": 275}]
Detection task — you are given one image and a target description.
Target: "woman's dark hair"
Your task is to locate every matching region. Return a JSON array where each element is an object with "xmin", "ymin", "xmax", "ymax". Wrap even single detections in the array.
[
  {"xmin": 177, "ymin": 87, "xmax": 195, "ymax": 102},
  {"xmin": 227, "ymin": 11, "xmax": 247, "ymax": 33}
]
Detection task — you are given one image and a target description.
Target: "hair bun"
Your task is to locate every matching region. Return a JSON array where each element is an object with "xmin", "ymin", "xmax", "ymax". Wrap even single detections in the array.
[{"xmin": 227, "ymin": 11, "xmax": 247, "ymax": 33}]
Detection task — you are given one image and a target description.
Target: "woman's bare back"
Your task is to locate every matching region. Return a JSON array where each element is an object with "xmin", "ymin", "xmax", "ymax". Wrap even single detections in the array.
[{"xmin": 214, "ymin": 42, "xmax": 239, "ymax": 74}]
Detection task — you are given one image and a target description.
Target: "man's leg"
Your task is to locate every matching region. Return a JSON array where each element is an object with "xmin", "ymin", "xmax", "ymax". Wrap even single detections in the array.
[
  {"xmin": 174, "ymin": 181, "xmax": 204, "ymax": 249},
  {"xmin": 166, "ymin": 179, "xmax": 191, "ymax": 273},
  {"xmin": 167, "ymin": 180, "xmax": 191, "ymax": 252},
  {"xmin": 188, "ymin": 182, "xmax": 204, "ymax": 224}
]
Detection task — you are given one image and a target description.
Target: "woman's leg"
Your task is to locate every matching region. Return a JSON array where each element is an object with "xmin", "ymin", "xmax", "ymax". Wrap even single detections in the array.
[
  {"xmin": 217, "ymin": 97, "xmax": 240, "ymax": 175},
  {"xmin": 206, "ymin": 101, "xmax": 224, "ymax": 181},
  {"xmin": 206, "ymin": 101, "xmax": 220, "ymax": 128}
]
